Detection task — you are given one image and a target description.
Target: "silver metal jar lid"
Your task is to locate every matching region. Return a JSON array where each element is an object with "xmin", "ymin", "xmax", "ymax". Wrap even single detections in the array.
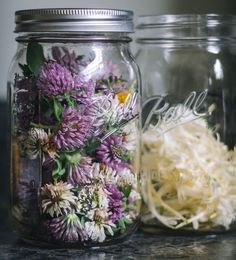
[{"xmin": 15, "ymin": 8, "xmax": 134, "ymax": 33}]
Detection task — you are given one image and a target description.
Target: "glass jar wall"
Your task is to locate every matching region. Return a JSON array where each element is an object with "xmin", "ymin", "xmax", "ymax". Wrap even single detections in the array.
[
  {"xmin": 8, "ymin": 9, "xmax": 141, "ymax": 247},
  {"xmin": 136, "ymin": 14, "xmax": 236, "ymax": 233}
]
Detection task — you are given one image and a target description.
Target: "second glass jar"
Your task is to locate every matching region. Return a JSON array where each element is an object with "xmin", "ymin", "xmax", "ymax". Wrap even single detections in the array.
[{"xmin": 136, "ymin": 14, "xmax": 236, "ymax": 233}]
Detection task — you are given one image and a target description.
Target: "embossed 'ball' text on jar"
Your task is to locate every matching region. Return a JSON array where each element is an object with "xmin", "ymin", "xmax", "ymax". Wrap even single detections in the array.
[
  {"xmin": 8, "ymin": 8, "xmax": 141, "ymax": 247},
  {"xmin": 136, "ymin": 15, "xmax": 236, "ymax": 234}
]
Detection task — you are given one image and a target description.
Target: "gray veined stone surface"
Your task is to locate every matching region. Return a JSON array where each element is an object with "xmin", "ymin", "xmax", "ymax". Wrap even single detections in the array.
[{"xmin": 1, "ymin": 226, "xmax": 236, "ymax": 259}]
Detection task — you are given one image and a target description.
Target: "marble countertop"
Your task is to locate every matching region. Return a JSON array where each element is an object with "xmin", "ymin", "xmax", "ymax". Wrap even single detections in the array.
[{"xmin": 1, "ymin": 225, "xmax": 236, "ymax": 259}]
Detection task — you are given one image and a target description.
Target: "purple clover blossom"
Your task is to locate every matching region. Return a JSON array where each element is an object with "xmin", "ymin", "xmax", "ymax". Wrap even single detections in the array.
[
  {"xmin": 48, "ymin": 211, "xmax": 87, "ymax": 242},
  {"xmin": 95, "ymin": 77, "xmax": 127, "ymax": 95},
  {"xmin": 52, "ymin": 46, "xmax": 88, "ymax": 74},
  {"xmin": 37, "ymin": 61, "xmax": 75, "ymax": 98},
  {"xmin": 67, "ymin": 157, "xmax": 92, "ymax": 185},
  {"xmin": 54, "ymin": 107, "xmax": 93, "ymax": 150},
  {"xmin": 37, "ymin": 60, "xmax": 95, "ymax": 104},
  {"xmin": 96, "ymin": 134, "xmax": 130, "ymax": 170},
  {"xmin": 100, "ymin": 60, "xmax": 121, "ymax": 79},
  {"xmin": 106, "ymin": 184, "xmax": 123, "ymax": 222},
  {"xmin": 93, "ymin": 60, "xmax": 127, "ymax": 95},
  {"xmin": 71, "ymin": 77, "xmax": 95, "ymax": 105}
]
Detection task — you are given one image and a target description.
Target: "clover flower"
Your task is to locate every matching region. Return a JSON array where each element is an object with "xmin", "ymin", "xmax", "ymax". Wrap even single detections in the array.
[
  {"xmin": 89, "ymin": 163, "xmax": 118, "ymax": 185},
  {"xmin": 96, "ymin": 134, "xmax": 129, "ymax": 170},
  {"xmin": 84, "ymin": 209, "xmax": 115, "ymax": 242},
  {"xmin": 67, "ymin": 156, "xmax": 93, "ymax": 185},
  {"xmin": 25, "ymin": 128, "xmax": 56, "ymax": 160},
  {"xmin": 106, "ymin": 185, "xmax": 123, "ymax": 222},
  {"xmin": 77, "ymin": 186, "xmax": 97, "ymax": 216},
  {"xmin": 48, "ymin": 211, "xmax": 87, "ymax": 242},
  {"xmin": 54, "ymin": 107, "xmax": 93, "ymax": 150},
  {"xmin": 41, "ymin": 182, "xmax": 77, "ymax": 217},
  {"xmin": 100, "ymin": 60, "xmax": 121, "ymax": 79},
  {"xmin": 37, "ymin": 61, "xmax": 75, "ymax": 98},
  {"xmin": 71, "ymin": 77, "xmax": 95, "ymax": 104},
  {"xmin": 78, "ymin": 184, "xmax": 110, "ymax": 221},
  {"xmin": 116, "ymin": 168, "xmax": 137, "ymax": 187},
  {"xmin": 93, "ymin": 60, "xmax": 127, "ymax": 95},
  {"xmin": 52, "ymin": 46, "xmax": 88, "ymax": 73}
]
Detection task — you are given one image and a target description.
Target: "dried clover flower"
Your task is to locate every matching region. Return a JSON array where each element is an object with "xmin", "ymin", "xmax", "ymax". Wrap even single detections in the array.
[
  {"xmin": 41, "ymin": 182, "xmax": 77, "ymax": 217},
  {"xmin": 48, "ymin": 211, "xmax": 86, "ymax": 242},
  {"xmin": 25, "ymin": 128, "xmax": 56, "ymax": 160},
  {"xmin": 84, "ymin": 209, "xmax": 115, "ymax": 242},
  {"xmin": 37, "ymin": 61, "xmax": 75, "ymax": 98},
  {"xmin": 67, "ymin": 156, "xmax": 92, "ymax": 185},
  {"xmin": 96, "ymin": 134, "xmax": 129, "ymax": 171},
  {"xmin": 54, "ymin": 107, "xmax": 93, "ymax": 150}
]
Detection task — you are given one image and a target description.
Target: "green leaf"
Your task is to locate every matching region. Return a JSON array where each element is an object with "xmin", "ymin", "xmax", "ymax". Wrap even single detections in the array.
[
  {"xmin": 123, "ymin": 217, "xmax": 133, "ymax": 225},
  {"xmin": 116, "ymin": 148, "xmax": 130, "ymax": 163},
  {"xmin": 121, "ymin": 185, "xmax": 132, "ymax": 198},
  {"xmin": 53, "ymin": 98, "xmax": 62, "ymax": 121},
  {"xmin": 118, "ymin": 218, "xmax": 126, "ymax": 231},
  {"xmin": 64, "ymin": 150, "xmax": 81, "ymax": 165},
  {"xmin": 80, "ymin": 216, "xmax": 85, "ymax": 226},
  {"xmin": 117, "ymin": 216, "xmax": 133, "ymax": 234},
  {"xmin": 64, "ymin": 94, "xmax": 76, "ymax": 108},
  {"xmin": 52, "ymin": 159, "xmax": 66, "ymax": 181},
  {"xmin": 85, "ymin": 138, "xmax": 101, "ymax": 155},
  {"xmin": 26, "ymin": 42, "xmax": 45, "ymax": 76},
  {"xmin": 18, "ymin": 63, "xmax": 33, "ymax": 77}
]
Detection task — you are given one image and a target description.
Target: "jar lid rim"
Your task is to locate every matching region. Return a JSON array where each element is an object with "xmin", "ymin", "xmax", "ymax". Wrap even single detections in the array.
[
  {"xmin": 15, "ymin": 8, "xmax": 134, "ymax": 33},
  {"xmin": 137, "ymin": 14, "xmax": 236, "ymax": 28}
]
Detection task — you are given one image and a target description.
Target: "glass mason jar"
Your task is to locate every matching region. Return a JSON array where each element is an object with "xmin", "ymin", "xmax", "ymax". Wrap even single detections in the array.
[
  {"xmin": 136, "ymin": 15, "xmax": 236, "ymax": 234},
  {"xmin": 8, "ymin": 8, "xmax": 141, "ymax": 247}
]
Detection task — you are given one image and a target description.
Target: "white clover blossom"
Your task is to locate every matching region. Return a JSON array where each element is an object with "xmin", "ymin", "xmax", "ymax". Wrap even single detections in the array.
[
  {"xmin": 25, "ymin": 128, "xmax": 56, "ymax": 160},
  {"xmin": 90, "ymin": 163, "xmax": 118, "ymax": 185},
  {"xmin": 90, "ymin": 163, "xmax": 137, "ymax": 188},
  {"xmin": 122, "ymin": 120, "xmax": 138, "ymax": 151},
  {"xmin": 97, "ymin": 185, "xmax": 110, "ymax": 209},
  {"xmin": 76, "ymin": 182, "xmax": 109, "ymax": 218},
  {"xmin": 84, "ymin": 209, "xmax": 115, "ymax": 242},
  {"xmin": 117, "ymin": 167, "xmax": 137, "ymax": 187},
  {"xmin": 76, "ymin": 186, "xmax": 97, "ymax": 216},
  {"xmin": 41, "ymin": 182, "xmax": 77, "ymax": 217}
]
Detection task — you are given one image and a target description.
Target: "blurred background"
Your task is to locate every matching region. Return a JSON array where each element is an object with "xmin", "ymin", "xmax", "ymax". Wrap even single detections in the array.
[{"xmin": 0, "ymin": 0, "xmax": 236, "ymax": 225}]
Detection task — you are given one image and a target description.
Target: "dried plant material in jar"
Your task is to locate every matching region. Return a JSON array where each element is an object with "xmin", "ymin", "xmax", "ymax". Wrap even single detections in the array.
[{"xmin": 141, "ymin": 107, "xmax": 236, "ymax": 231}]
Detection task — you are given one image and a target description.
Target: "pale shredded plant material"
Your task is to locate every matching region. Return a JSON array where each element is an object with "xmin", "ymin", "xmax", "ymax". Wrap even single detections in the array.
[{"xmin": 142, "ymin": 108, "xmax": 236, "ymax": 230}]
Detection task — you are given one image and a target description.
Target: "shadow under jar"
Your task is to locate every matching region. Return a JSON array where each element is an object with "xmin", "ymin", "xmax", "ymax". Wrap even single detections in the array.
[
  {"xmin": 8, "ymin": 8, "xmax": 141, "ymax": 247},
  {"xmin": 136, "ymin": 14, "xmax": 236, "ymax": 234}
]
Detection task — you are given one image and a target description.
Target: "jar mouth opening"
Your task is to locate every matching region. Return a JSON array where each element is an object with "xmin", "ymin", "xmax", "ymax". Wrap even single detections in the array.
[
  {"xmin": 136, "ymin": 14, "xmax": 236, "ymax": 42},
  {"xmin": 136, "ymin": 14, "xmax": 236, "ymax": 29}
]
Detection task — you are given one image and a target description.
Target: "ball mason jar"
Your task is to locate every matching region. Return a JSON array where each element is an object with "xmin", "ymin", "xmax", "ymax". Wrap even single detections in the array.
[
  {"xmin": 136, "ymin": 14, "xmax": 236, "ymax": 233},
  {"xmin": 8, "ymin": 8, "xmax": 141, "ymax": 247}
]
